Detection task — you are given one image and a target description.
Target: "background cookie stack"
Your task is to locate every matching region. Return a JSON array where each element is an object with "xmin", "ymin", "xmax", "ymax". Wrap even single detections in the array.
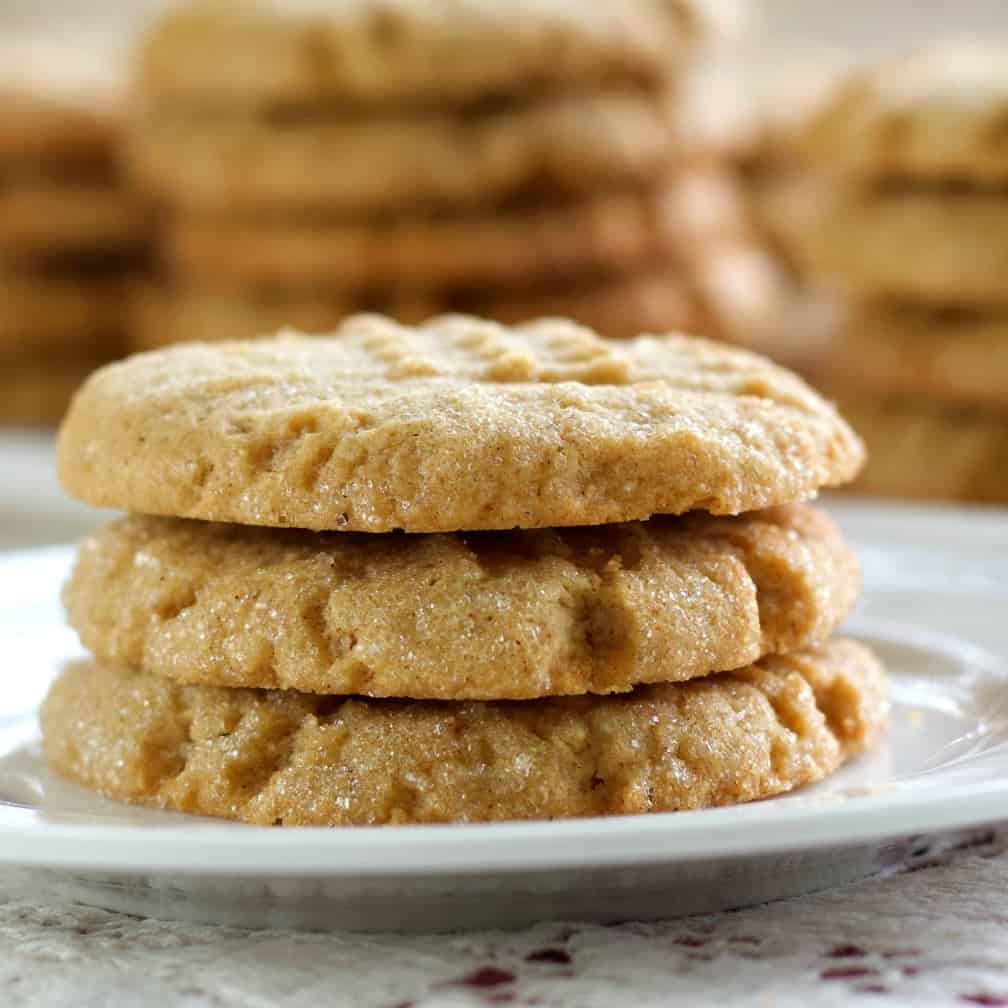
[
  {"xmin": 799, "ymin": 45, "xmax": 1008, "ymax": 503},
  {"xmin": 44, "ymin": 315, "xmax": 887, "ymax": 825},
  {"xmin": 127, "ymin": 0, "xmax": 776, "ymax": 348},
  {"xmin": 1, "ymin": 77, "xmax": 140, "ymax": 426}
]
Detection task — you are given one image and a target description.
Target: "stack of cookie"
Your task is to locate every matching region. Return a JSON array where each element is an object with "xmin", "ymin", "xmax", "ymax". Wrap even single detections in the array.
[
  {"xmin": 800, "ymin": 45, "xmax": 1008, "ymax": 503},
  {"xmin": 0, "ymin": 86, "xmax": 140, "ymax": 425},
  {"xmin": 126, "ymin": 0, "xmax": 768, "ymax": 348},
  {"xmin": 43, "ymin": 315, "xmax": 887, "ymax": 825}
]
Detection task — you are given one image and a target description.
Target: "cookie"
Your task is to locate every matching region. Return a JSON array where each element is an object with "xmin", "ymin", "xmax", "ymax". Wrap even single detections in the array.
[
  {"xmin": 830, "ymin": 305, "xmax": 1008, "ymax": 411},
  {"xmin": 802, "ymin": 43, "xmax": 1008, "ymax": 181},
  {"xmin": 804, "ymin": 186, "xmax": 1008, "ymax": 305},
  {"xmin": 65, "ymin": 504, "xmax": 857, "ymax": 699},
  {"xmin": 58, "ymin": 315, "xmax": 864, "ymax": 532},
  {"xmin": 130, "ymin": 90, "xmax": 678, "ymax": 213},
  {"xmin": 162, "ymin": 182, "xmax": 688, "ymax": 290},
  {"xmin": 0, "ymin": 90, "xmax": 119, "ymax": 171},
  {"xmin": 40, "ymin": 639, "xmax": 887, "ymax": 824},
  {"xmin": 0, "ymin": 270, "xmax": 126, "ymax": 353},
  {"xmin": 0, "ymin": 182, "xmax": 141, "ymax": 259},
  {"xmin": 829, "ymin": 393, "xmax": 1008, "ymax": 504},
  {"xmin": 136, "ymin": 0, "xmax": 698, "ymax": 108},
  {"xmin": 0, "ymin": 361, "xmax": 104, "ymax": 427}
]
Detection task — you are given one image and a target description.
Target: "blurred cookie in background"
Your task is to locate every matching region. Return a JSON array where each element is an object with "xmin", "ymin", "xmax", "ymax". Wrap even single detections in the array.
[
  {"xmin": 0, "ymin": 40, "xmax": 142, "ymax": 426},
  {"xmin": 722, "ymin": 58, "xmax": 845, "ymax": 373},
  {"xmin": 129, "ymin": 0, "xmax": 770, "ymax": 348},
  {"xmin": 800, "ymin": 43, "xmax": 1008, "ymax": 503}
]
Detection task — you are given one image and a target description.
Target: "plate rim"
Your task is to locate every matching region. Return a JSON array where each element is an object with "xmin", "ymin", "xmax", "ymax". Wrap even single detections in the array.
[{"xmin": 0, "ymin": 781, "xmax": 1005, "ymax": 875}]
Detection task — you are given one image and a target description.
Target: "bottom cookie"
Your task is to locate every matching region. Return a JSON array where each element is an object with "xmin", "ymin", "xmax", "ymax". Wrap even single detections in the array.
[
  {"xmin": 41, "ymin": 639, "xmax": 886, "ymax": 825},
  {"xmin": 830, "ymin": 394, "xmax": 1008, "ymax": 504}
]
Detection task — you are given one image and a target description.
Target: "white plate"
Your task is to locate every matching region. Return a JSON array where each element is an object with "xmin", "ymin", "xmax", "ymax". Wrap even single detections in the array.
[{"xmin": 0, "ymin": 501, "xmax": 1006, "ymax": 931}]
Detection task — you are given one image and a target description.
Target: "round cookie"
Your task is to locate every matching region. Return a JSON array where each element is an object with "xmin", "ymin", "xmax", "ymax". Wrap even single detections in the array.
[
  {"xmin": 136, "ymin": 0, "xmax": 698, "ymax": 108},
  {"xmin": 40, "ymin": 639, "xmax": 887, "ymax": 825},
  {"xmin": 131, "ymin": 90, "xmax": 678, "ymax": 213},
  {"xmin": 831, "ymin": 305, "xmax": 1008, "ymax": 411},
  {"xmin": 802, "ymin": 43, "xmax": 1008, "ymax": 182},
  {"xmin": 0, "ymin": 182, "xmax": 141, "ymax": 259},
  {"xmin": 58, "ymin": 315, "xmax": 865, "ymax": 533},
  {"xmin": 65, "ymin": 504, "xmax": 858, "ymax": 700},
  {"xmin": 163, "ymin": 183, "xmax": 687, "ymax": 290},
  {"xmin": 0, "ymin": 270, "xmax": 126, "ymax": 352},
  {"xmin": 804, "ymin": 186, "xmax": 1008, "ymax": 306},
  {"xmin": 830, "ymin": 393, "xmax": 1008, "ymax": 504}
]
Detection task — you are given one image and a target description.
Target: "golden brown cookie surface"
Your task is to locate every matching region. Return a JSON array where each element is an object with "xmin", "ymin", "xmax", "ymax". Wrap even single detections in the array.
[
  {"xmin": 58, "ymin": 315, "xmax": 864, "ymax": 532},
  {"xmin": 65, "ymin": 504, "xmax": 858, "ymax": 699},
  {"xmin": 40, "ymin": 639, "xmax": 887, "ymax": 824}
]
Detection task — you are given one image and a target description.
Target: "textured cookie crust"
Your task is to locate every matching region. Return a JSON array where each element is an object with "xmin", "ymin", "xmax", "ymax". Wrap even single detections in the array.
[
  {"xmin": 802, "ymin": 43, "xmax": 1008, "ymax": 181},
  {"xmin": 0, "ymin": 182, "xmax": 140, "ymax": 258},
  {"xmin": 830, "ymin": 393, "xmax": 1008, "ymax": 505},
  {"xmin": 806, "ymin": 187, "xmax": 1008, "ymax": 305},
  {"xmin": 136, "ymin": 0, "xmax": 698, "ymax": 108},
  {"xmin": 831, "ymin": 306, "xmax": 1008, "ymax": 410},
  {"xmin": 58, "ymin": 315, "xmax": 864, "ymax": 532},
  {"xmin": 163, "ymin": 183, "xmax": 686, "ymax": 289},
  {"xmin": 40, "ymin": 640, "xmax": 888, "ymax": 825},
  {"xmin": 65, "ymin": 504, "xmax": 858, "ymax": 699},
  {"xmin": 131, "ymin": 90, "xmax": 677, "ymax": 213},
  {"xmin": 0, "ymin": 270, "xmax": 126, "ymax": 352}
]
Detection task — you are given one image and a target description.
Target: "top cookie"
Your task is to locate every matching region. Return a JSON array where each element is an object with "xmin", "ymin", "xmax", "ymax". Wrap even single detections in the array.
[
  {"xmin": 802, "ymin": 43, "xmax": 1008, "ymax": 181},
  {"xmin": 136, "ymin": 0, "xmax": 698, "ymax": 108},
  {"xmin": 58, "ymin": 315, "xmax": 863, "ymax": 533}
]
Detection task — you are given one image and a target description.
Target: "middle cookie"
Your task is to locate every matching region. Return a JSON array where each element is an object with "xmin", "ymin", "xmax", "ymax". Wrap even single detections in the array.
[{"xmin": 65, "ymin": 504, "xmax": 857, "ymax": 700}]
